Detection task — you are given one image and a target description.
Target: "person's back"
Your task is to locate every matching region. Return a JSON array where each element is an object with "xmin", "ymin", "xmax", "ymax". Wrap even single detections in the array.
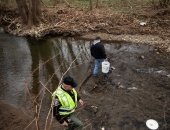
[
  {"xmin": 90, "ymin": 36, "xmax": 107, "ymax": 76},
  {"xmin": 91, "ymin": 42, "xmax": 106, "ymax": 59}
]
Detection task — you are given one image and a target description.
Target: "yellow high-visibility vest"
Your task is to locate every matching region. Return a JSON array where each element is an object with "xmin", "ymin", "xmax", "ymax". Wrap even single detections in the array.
[{"xmin": 52, "ymin": 85, "xmax": 78, "ymax": 115}]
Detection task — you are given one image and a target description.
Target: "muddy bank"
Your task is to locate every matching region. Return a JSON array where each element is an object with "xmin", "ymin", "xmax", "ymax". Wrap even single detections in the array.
[
  {"xmin": 81, "ymin": 33, "xmax": 170, "ymax": 53},
  {"xmin": 1, "ymin": 5, "xmax": 170, "ymax": 53},
  {"xmin": 1, "ymin": 6, "xmax": 170, "ymax": 46},
  {"xmin": 77, "ymin": 44, "xmax": 170, "ymax": 130},
  {"xmin": 0, "ymin": 34, "xmax": 170, "ymax": 130},
  {"xmin": 0, "ymin": 101, "xmax": 36, "ymax": 130},
  {"xmin": 1, "ymin": 5, "xmax": 170, "ymax": 130}
]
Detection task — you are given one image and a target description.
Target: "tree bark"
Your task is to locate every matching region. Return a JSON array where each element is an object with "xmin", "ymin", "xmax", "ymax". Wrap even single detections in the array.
[
  {"xmin": 27, "ymin": 0, "xmax": 33, "ymax": 28},
  {"xmin": 16, "ymin": 0, "xmax": 28, "ymax": 25},
  {"xmin": 16, "ymin": 0, "xmax": 42, "ymax": 28},
  {"xmin": 32, "ymin": 0, "xmax": 36, "ymax": 25}
]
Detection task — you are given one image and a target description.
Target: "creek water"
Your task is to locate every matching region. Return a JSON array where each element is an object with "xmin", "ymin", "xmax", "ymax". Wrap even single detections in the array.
[{"xmin": 0, "ymin": 30, "xmax": 170, "ymax": 129}]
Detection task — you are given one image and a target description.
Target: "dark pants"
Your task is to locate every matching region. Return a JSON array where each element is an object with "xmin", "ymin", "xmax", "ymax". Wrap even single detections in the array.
[{"xmin": 66, "ymin": 113, "xmax": 83, "ymax": 130}]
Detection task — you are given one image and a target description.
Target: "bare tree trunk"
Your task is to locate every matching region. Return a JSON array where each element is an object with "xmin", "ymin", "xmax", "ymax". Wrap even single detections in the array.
[
  {"xmin": 36, "ymin": 0, "xmax": 42, "ymax": 21},
  {"xmin": 90, "ymin": 0, "xmax": 92, "ymax": 10},
  {"xmin": 32, "ymin": 0, "xmax": 36, "ymax": 25},
  {"xmin": 23, "ymin": 0, "xmax": 29, "ymax": 16},
  {"xmin": 121, "ymin": 0, "xmax": 127, "ymax": 7},
  {"xmin": 55, "ymin": 0, "xmax": 61, "ymax": 4},
  {"xmin": 32, "ymin": 0, "xmax": 41, "ymax": 26},
  {"xmin": 96, "ymin": 0, "xmax": 99, "ymax": 8},
  {"xmin": 16, "ymin": 0, "xmax": 42, "ymax": 28},
  {"xmin": 16, "ymin": 0, "xmax": 28, "ymax": 25},
  {"xmin": 28, "ymin": 0, "xmax": 33, "ymax": 28}
]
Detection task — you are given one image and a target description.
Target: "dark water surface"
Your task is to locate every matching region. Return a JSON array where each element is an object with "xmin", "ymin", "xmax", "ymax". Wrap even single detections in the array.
[{"xmin": 0, "ymin": 31, "xmax": 170, "ymax": 129}]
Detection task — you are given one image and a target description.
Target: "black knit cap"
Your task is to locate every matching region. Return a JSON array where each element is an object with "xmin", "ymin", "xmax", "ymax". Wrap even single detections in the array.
[
  {"xmin": 95, "ymin": 36, "xmax": 101, "ymax": 40},
  {"xmin": 63, "ymin": 76, "xmax": 77, "ymax": 88}
]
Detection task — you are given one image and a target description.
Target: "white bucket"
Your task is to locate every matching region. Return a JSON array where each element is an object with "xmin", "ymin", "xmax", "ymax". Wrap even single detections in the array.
[
  {"xmin": 102, "ymin": 61, "xmax": 110, "ymax": 73},
  {"xmin": 146, "ymin": 119, "xmax": 159, "ymax": 130}
]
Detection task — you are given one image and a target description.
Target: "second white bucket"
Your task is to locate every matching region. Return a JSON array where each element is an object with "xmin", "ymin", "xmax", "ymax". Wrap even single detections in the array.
[{"xmin": 102, "ymin": 60, "xmax": 110, "ymax": 73}]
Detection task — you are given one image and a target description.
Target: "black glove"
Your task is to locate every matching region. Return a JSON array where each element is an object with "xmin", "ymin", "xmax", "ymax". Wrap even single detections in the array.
[{"xmin": 53, "ymin": 106, "xmax": 57, "ymax": 117}]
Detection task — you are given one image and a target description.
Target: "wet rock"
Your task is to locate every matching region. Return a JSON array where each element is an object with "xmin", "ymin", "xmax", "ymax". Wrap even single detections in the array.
[
  {"xmin": 91, "ymin": 106, "xmax": 98, "ymax": 114},
  {"xmin": 0, "ymin": 27, "xmax": 4, "ymax": 33},
  {"xmin": 167, "ymin": 74, "xmax": 170, "ymax": 78},
  {"xmin": 128, "ymin": 87, "xmax": 137, "ymax": 90},
  {"xmin": 118, "ymin": 84, "xmax": 126, "ymax": 89},
  {"xmin": 156, "ymin": 51, "xmax": 160, "ymax": 54},
  {"xmin": 84, "ymin": 105, "xmax": 98, "ymax": 116},
  {"xmin": 100, "ymin": 126, "xmax": 105, "ymax": 130},
  {"xmin": 116, "ymin": 82, "xmax": 126, "ymax": 89},
  {"xmin": 140, "ymin": 55, "xmax": 145, "ymax": 59},
  {"xmin": 157, "ymin": 95, "xmax": 164, "ymax": 101}
]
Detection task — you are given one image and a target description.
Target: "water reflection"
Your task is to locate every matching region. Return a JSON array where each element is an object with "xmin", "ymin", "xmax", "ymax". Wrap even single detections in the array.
[
  {"xmin": 1, "ymin": 33, "xmax": 170, "ymax": 129},
  {"xmin": 0, "ymin": 33, "xmax": 31, "ymax": 107},
  {"xmin": 0, "ymin": 32, "xmax": 159, "ymax": 116},
  {"xmin": 0, "ymin": 34, "xmax": 94, "ymax": 110}
]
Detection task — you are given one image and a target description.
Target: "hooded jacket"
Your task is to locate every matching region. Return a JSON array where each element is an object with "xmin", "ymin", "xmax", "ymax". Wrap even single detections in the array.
[{"xmin": 90, "ymin": 40, "xmax": 106, "ymax": 59}]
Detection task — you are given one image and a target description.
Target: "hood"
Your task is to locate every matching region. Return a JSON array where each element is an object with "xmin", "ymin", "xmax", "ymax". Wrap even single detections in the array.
[{"xmin": 93, "ymin": 40, "xmax": 100, "ymax": 45}]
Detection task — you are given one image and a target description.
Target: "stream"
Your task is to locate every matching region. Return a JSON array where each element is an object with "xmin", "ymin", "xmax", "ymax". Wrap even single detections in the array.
[{"xmin": 0, "ymin": 29, "xmax": 170, "ymax": 130}]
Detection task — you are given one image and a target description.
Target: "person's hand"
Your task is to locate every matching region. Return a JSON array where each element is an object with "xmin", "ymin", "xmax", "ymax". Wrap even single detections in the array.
[
  {"xmin": 79, "ymin": 99, "xmax": 84, "ymax": 106},
  {"xmin": 61, "ymin": 121, "xmax": 68, "ymax": 126},
  {"xmin": 106, "ymin": 56, "xmax": 110, "ymax": 61},
  {"xmin": 90, "ymin": 57, "xmax": 94, "ymax": 62}
]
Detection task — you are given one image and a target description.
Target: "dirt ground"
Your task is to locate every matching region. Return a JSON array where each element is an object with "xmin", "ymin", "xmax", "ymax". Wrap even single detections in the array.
[
  {"xmin": 1, "ymin": 44, "xmax": 169, "ymax": 130},
  {"xmin": 0, "ymin": 101, "xmax": 36, "ymax": 130},
  {"xmin": 77, "ymin": 50, "xmax": 170, "ymax": 130},
  {"xmin": 0, "ymin": 5, "xmax": 170, "ymax": 130}
]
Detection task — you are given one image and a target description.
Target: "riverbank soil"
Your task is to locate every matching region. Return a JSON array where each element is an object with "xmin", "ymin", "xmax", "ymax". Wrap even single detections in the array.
[
  {"xmin": 77, "ymin": 50, "xmax": 170, "ymax": 130},
  {"xmin": 0, "ymin": 4, "xmax": 170, "ymax": 39},
  {"xmin": 0, "ymin": 101, "xmax": 36, "ymax": 130},
  {"xmin": 1, "ymin": 48, "xmax": 170, "ymax": 130},
  {"xmin": 0, "ymin": 4, "xmax": 170, "ymax": 130},
  {"xmin": 1, "ymin": 4, "xmax": 170, "ymax": 52}
]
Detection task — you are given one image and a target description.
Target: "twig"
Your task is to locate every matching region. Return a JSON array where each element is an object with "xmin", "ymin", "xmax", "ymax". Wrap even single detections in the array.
[
  {"xmin": 44, "ymin": 105, "xmax": 53, "ymax": 130},
  {"xmin": 58, "ymin": 50, "xmax": 84, "ymax": 85},
  {"xmin": 62, "ymin": 0, "xmax": 71, "ymax": 7},
  {"xmin": 27, "ymin": 53, "xmax": 60, "ymax": 82},
  {"xmin": 163, "ymin": 102, "xmax": 167, "ymax": 130},
  {"xmin": 24, "ymin": 117, "xmax": 36, "ymax": 130},
  {"xmin": 40, "ymin": 81, "xmax": 52, "ymax": 95},
  {"xmin": 35, "ymin": 105, "xmax": 40, "ymax": 130},
  {"xmin": 89, "ymin": 84, "xmax": 97, "ymax": 92},
  {"xmin": 24, "ymin": 80, "xmax": 35, "ymax": 103}
]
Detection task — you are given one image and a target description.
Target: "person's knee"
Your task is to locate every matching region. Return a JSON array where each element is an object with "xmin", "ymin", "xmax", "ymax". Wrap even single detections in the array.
[
  {"xmin": 74, "ymin": 120, "xmax": 83, "ymax": 130},
  {"xmin": 78, "ymin": 121, "xmax": 83, "ymax": 130}
]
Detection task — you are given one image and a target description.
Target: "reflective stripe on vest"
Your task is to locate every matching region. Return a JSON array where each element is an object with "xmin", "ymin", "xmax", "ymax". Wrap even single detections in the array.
[{"xmin": 52, "ymin": 85, "xmax": 77, "ymax": 115}]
